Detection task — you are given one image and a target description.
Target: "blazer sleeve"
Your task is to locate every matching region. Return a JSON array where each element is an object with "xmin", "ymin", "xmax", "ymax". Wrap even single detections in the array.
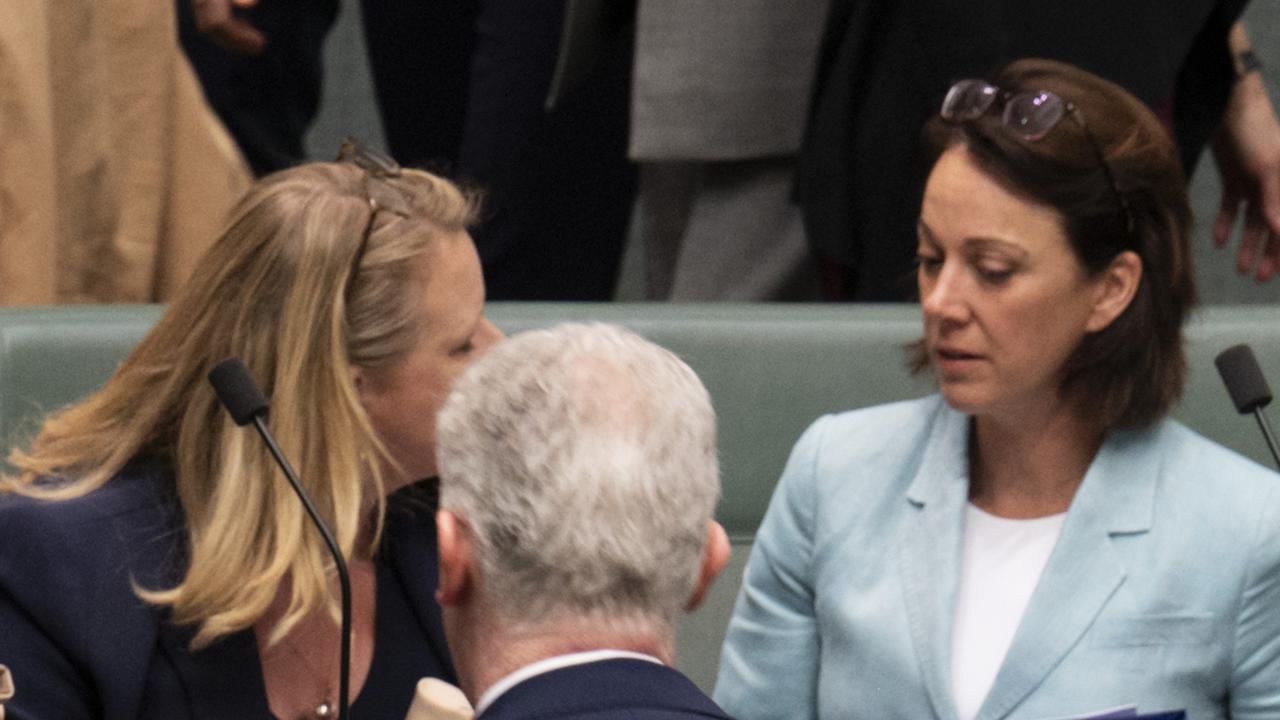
[
  {"xmin": 0, "ymin": 501, "xmax": 105, "ymax": 720},
  {"xmin": 0, "ymin": 590, "xmax": 97, "ymax": 720},
  {"xmin": 1229, "ymin": 481, "xmax": 1280, "ymax": 717},
  {"xmin": 713, "ymin": 416, "xmax": 827, "ymax": 720},
  {"xmin": 0, "ymin": 473, "xmax": 172, "ymax": 720}
]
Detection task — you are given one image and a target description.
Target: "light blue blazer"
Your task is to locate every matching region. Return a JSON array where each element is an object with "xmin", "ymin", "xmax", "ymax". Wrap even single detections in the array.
[{"xmin": 715, "ymin": 395, "xmax": 1280, "ymax": 720}]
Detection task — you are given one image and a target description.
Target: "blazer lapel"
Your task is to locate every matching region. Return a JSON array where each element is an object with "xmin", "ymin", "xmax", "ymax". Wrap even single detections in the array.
[
  {"xmin": 977, "ymin": 426, "xmax": 1160, "ymax": 720},
  {"xmin": 898, "ymin": 404, "xmax": 971, "ymax": 720},
  {"xmin": 155, "ymin": 622, "xmax": 272, "ymax": 718}
]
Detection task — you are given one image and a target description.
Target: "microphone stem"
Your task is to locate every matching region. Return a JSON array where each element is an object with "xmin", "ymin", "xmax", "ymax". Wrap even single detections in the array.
[
  {"xmin": 1254, "ymin": 408, "xmax": 1280, "ymax": 472},
  {"xmin": 252, "ymin": 416, "xmax": 353, "ymax": 720}
]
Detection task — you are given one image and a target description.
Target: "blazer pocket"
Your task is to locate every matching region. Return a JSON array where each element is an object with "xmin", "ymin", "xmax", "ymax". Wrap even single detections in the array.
[{"xmin": 1088, "ymin": 613, "xmax": 1216, "ymax": 648}]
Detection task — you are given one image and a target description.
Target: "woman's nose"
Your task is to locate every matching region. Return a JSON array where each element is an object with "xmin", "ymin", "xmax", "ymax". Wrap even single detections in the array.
[{"xmin": 920, "ymin": 264, "xmax": 969, "ymax": 325}]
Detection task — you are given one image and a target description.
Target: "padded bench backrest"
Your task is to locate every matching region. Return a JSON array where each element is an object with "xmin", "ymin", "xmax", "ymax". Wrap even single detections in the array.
[{"xmin": 2, "ymin": 303, "xmax": 1278, "ymax": 690}]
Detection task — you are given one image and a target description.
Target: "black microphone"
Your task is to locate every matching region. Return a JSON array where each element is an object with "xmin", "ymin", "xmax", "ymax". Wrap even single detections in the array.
[
  {"xmin": 208, "ymin": 358, "xmax": 352, "ymax": 720},
  {"xmin": 1215, "ymin": 344, "xmax": 1280, "ymax": 471}
]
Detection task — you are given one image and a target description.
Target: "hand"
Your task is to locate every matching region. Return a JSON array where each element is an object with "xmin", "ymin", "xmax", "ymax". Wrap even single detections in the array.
[
  {"xmin": 1212, "ymin": 71, "xmax": 1280, "ymax": 282},
  {"xmin": 191, "ymin": 0, "xmax": 266, "ymax": 56}
]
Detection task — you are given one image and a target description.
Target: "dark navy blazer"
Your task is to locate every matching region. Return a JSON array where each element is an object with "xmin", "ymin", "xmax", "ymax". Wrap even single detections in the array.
[
  {"xmin": 480, "ymin": 658, "xmax": 734, "ymax": 720},
  {"xmin": 0, "ymin": 460, "xmax": 454, "ymax": 719}
]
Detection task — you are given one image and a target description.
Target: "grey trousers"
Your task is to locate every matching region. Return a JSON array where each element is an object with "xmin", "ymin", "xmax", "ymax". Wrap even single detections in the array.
[{"xmin": 635, "ymin": 158, "xmax": 820, "ymax": 301}]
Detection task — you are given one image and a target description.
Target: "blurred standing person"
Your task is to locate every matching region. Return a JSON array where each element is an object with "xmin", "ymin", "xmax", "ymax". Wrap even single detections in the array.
[
  {"xmin": 180, "ymin": 0, "xmax": 478, "ymax": 175},
  {"xmin": 630, "ymin": 0, "xmax": 827, "ymax": 301},
  {"xmin": 185, "ymin": 0, "xmax": 637, "ymax": 301},
  {"xmin": 800, "ymin": 1, "xmax": 1280, "ymax": 300},
  {"xmin": 0, "ymin": 0, "xmax": 250, "ymax": 305},
  {"xmin": 458, "ymin": 0, "xmax": 636, "ymax": 300}
]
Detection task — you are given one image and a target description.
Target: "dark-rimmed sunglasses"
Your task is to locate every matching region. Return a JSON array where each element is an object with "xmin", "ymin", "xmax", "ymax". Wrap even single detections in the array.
[
  {"xmin": 941, "ymin": 79, "xmax": 1135, "ymax": 237},
  {"xmin": 335, "ymin": 137, "xmax": 413, "ymax": 300}
]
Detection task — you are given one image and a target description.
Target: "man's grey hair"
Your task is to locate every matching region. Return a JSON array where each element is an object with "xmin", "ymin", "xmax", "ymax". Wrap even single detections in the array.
[{"xmin": 436, "ymin": 322, "xmax": 719, "ymax": 629}]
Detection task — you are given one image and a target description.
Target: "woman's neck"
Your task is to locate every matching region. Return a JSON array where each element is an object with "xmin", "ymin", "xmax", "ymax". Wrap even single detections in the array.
[{"xmin": 968, "ymin": 400, "xmax": 1105, "ymax": 519}]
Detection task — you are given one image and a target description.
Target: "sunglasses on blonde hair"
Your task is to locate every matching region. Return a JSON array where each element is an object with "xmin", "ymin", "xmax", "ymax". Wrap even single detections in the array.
[{"xmin": 335, "ymin": 137, "xmax": 414, "ymax": 301}]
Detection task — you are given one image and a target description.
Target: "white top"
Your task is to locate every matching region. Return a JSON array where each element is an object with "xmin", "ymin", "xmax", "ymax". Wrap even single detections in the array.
[
  {"xmin": 473, "ymin": 649, "xmax": 664, "ymax": 716},
  {"xmin": 950, "ymin": 503, "xmax": 1067, "ymax": 720}
]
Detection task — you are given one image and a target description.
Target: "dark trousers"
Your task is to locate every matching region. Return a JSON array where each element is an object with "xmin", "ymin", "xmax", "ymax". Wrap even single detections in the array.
[
  {"xmin": 179, "ymin": 0, "xmax": 634, "ymax": 300},
  {"xmin": 459, "ymin": 0, "xmax": 636, "ymax": 300},
  {"xmin": 176, "ymin": 0, "xmax": 477, "ymax": 175}
]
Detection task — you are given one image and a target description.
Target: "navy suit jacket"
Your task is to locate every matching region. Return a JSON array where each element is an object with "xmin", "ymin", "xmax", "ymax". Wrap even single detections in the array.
[
  {"xmin": 0, "ymin": 459, "xmax": 454, "ymax": 719},
  {"xmin": 480, "ymin": 658, "xmax": 733, "ymax": 720}
]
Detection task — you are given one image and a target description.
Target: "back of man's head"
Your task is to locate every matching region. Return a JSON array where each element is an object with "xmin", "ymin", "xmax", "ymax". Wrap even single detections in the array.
[{"xmin": 436, "ymin": 323, "xmax": 721, "ymax": 635}]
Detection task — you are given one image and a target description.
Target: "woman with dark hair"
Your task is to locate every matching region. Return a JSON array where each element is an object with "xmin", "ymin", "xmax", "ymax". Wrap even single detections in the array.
[{"xmin": 715, "ymin": 59, "xmax": 1280, "ymax": 719}]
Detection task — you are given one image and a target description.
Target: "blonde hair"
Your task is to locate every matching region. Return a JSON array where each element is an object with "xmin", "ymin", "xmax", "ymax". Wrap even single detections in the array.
[{"xmin": 2, "ymin": 162, "xmax": 478, "ymax": 648}]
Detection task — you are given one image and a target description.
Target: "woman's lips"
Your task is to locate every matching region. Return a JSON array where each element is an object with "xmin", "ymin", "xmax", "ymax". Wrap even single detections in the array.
[{"xmin": 933, "ymin": 346, "xmax": 985, "ymax": 373}]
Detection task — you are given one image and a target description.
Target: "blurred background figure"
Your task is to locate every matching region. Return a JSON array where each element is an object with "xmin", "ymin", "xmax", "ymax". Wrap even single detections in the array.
[
  {"xmin": 182, "ymin": 0, "xmax": 635, "ymax": 301},
  {"xmin": 178, "ymin": 0, "xmax": 478, "ymax": 176},
  {"xmin": 456, "ymin": 0, "xmax": 635, "ymax": 301},
  {"xmin": 436, "ymin": 323, "xmax": 734, "ymax": 719},
  {"xmin": 800, "ymin": 1, "xmax": 1280, "ymax": 300},
  {"xmin": 629, "ymin": 0, "xmax": 826, "ymax": 301},
  {"xmin": 0, "ymin": 0, "xmax": 250, "ymax": 305}
]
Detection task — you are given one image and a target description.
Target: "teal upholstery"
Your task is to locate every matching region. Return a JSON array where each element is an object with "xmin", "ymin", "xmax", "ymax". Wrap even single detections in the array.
[
  {"xmin": 2, "ymin": 303, "xmax": 1278, "ymax": 691},
  {"xmin": 0, "ymin": 306, "xmax": 164, "ymax": 453}
]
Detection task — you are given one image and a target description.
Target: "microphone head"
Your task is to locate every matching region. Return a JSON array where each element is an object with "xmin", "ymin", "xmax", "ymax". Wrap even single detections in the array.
[
  {"xmin": 1215, "ymin": 344, "xmax": 1273, "ymax": 414},
  {"xmin": 208, "ymin": 358, "xmax": 270, "ymax": 426}
]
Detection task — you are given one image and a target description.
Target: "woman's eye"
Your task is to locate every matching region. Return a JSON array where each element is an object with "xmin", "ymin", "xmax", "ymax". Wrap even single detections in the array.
[
  {"xmin": 975, "ymin": 264, "xmax": 1014, "ymax": 285},
  {"xmin": 914, "ymin": 254, "xmax": 943, "ymax": 272}
]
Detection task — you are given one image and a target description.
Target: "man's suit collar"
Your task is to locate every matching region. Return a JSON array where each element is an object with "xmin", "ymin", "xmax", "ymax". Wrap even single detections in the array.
[{"xmin": 478, "ymin": 658, "xmax": 730, "ymax": 719}]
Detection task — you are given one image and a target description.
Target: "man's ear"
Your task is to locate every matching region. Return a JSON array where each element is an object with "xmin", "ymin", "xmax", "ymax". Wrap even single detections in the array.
[
  {"xmin": 1085, "ymin": 250, "xmax": 1143, "ymax": 333},
  {"xmin": 685, "ymin": 521, "xmax": 731, "ymax": 612},
  {"xmin": 436, "ymin": 509, "xmax": 473, "ymax": 607}
]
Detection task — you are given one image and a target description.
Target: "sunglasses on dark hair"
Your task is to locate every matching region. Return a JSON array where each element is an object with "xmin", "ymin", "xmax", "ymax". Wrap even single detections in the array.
[
  {"xmin": 941, "ymin": 79, "xmax": 1135, "ymax": 237},
  {"xmin": 335, "ymin": 137, "xmax": 414, "ymax": 301}
]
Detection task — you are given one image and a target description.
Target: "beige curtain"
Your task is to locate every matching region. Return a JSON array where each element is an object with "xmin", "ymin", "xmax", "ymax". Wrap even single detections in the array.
[{"xmin": 0, "ymin": 0, "xmax": 251, "ymax": 305}]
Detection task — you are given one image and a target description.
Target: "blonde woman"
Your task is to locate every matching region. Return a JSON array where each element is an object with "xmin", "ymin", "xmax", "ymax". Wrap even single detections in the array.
[{"xmin": 0, "ymin": 144, "xmax": 502, "ymax": 719}]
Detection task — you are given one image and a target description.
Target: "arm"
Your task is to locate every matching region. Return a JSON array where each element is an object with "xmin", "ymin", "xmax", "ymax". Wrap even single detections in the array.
[
  {"xmin": 0, "ymin": 571, "xmax": 96, "ymax": 719},
  {"xmin": 1211, "ymin": 22, "xmax": 1280, "ymax": 282},
  {"xmin": 191, "ymin": 0, "xmax": 266, "ymax": 55},
  {"xmin": 713, "ymin": 419, "xmax": 825, "ymax": 720},
  {"xmin": 1228, "ymin": 482, "xmax": 1280, "ymax": 717}
]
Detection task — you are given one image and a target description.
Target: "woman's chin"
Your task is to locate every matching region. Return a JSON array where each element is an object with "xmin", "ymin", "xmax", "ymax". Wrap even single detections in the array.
[{"xmin": 937, "ymin": 384, "xmax": 990, "ymax": 416}]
